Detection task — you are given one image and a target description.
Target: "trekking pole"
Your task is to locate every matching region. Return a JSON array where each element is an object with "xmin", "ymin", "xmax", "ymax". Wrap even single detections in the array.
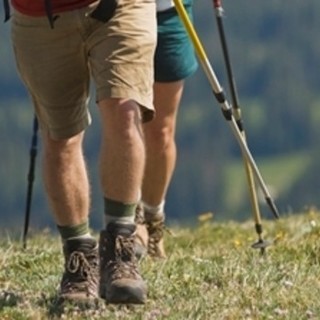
[
  {"xmin": 172, "ymin": 0, "xmax": 280, "ymax": 220},
  {"xmin": 213, "ymin": 0, "xmax": 271, "ymax": 253},
  {"xmin": 22, "ymin": 116, "xmax": 39, "ymax": 249},
  {"xmin": 3, "ymin": 0, "xmax": 10, "ymax": 22}
]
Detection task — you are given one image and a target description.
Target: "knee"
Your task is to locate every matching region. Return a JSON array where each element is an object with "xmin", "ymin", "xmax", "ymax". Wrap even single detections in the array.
[
  {"xmin": 42, "ymin": 131, "xmax": 84, "ymax": 157},
  {"xmin": 145, "ymin": 125, "xmax": 174, "ymax": 152},
  {"xmin": 100, "ymin": 99, "xmax": 143, "ymax": 144},
  {"xmin": 100, "ymin": 99, "xmax": 142, "ymax": 130}
]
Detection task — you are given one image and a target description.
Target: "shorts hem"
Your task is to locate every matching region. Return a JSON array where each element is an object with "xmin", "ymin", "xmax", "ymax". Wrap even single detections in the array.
[
  {"xmin": 155, "ymin": 63, "xmax": 198, "ymax": 83},
  {"xmin": 96, "ymin": 87, "xmax": 155, "ymax": 122},
  {"xmin": 46, "ymin": 116, "xmax": 91, "ymax": 140}
]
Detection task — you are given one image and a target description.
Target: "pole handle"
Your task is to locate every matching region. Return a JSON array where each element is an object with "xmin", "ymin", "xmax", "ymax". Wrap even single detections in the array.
[{"xmin": 213, "ymin": 0, "xmax": 222, "ymax": 9}]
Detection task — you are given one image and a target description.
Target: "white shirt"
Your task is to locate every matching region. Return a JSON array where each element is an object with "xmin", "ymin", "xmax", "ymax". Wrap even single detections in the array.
[{"xmin": 156, "ymin": 0, "xmax": 174, "ymax": 12}]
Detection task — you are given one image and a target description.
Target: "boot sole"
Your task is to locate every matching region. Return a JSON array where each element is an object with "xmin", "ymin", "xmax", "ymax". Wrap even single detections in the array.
[{"xmin": 101, "ymin": 285, "xmax": 146, "ymax": 304}]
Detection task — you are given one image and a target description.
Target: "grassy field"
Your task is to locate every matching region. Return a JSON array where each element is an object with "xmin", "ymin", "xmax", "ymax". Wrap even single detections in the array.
[{"xmin": 1, "ymin": 210, "xmax": 320, "ymax": 319}]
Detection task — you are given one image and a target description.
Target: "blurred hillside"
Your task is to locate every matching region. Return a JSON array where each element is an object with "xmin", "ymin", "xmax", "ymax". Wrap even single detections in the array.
[{"xmin": 1, "ymin": 1, "xmax": 320, "ymax": 231}]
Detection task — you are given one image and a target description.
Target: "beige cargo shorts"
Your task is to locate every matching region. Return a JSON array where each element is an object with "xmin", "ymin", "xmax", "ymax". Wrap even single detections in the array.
[{"xmin": 11, "ymin": 0, "xmax": 157, "ymax": 139}]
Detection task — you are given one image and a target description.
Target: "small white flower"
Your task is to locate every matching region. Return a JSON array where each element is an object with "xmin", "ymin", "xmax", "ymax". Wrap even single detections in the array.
[{"xmin": 310, "ymin": 220, "xmax": 316, "ymax": 228}]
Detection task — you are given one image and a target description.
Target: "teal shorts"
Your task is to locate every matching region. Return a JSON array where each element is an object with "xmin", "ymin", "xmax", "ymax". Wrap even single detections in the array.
[{"xmin": 155, "ymin": 2, "xmax": 198, "ymax": 82}]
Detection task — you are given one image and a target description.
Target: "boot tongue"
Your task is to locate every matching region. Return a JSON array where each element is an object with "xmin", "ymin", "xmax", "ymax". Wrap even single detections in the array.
[
  {"xmin": 107, "ymin": 222, "xmax": 136, "ymax": 237},
  {"xmin": 64, "ymin": 238, "xmax": 97, "ymax": 254}
]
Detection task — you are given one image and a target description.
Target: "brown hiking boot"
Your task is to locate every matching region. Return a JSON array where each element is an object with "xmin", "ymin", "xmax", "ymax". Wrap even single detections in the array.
[
  {"xmin": 134, "ymin": 203, "xmax": 149, "ymax": 260},
  {"xmin": 99, "ymin": 222, "xmax": 147, "ymax": 304},
  {"xmin": 144, "ymin": 211, "xmax": 167, "ymax": 259},
  {"xmin": 59, "ymin": 238, "xmax": 99, "ymax": 302},
  {"xmin": 135, "ymin": 204, "xmax": 167, "ymax": 259}
]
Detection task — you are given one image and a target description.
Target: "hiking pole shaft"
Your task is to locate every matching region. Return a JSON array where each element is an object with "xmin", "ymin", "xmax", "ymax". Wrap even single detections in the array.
[
  {"xmin": 213, "ymin": 0, "xmax": 264, "ymax": 234},
  {"xmin": 3, "ymin": 0, "xmax": 10, "ymax": 22},
  {"xmin": 22, "ymin": 117, "xmax": 39, "ymax": 249},
  {"xmin": 228, "ymin": 120, "xmax": 279, "ymax": 219},
  {"xmin": 173, "ymin": 0, "xmax": 279, "ymax": 219}
]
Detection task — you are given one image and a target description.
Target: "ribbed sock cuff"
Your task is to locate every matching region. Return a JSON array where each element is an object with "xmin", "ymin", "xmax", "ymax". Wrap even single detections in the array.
[
  {"xmin": 141, "ymin": 200, "xmax": 165, "ymax": 215},
  {"xmin": 104, "ymin": 197, "xmax": 137, "ymax": 226},
  {"xmin": 57, "ymin": 220, "xmax": 91, "ymax": 241}
]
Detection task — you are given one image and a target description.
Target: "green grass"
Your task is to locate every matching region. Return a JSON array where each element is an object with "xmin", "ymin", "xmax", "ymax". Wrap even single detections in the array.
[{"xmin": 1, "ymin": 211, "xmax": 320, "ymax": 319}]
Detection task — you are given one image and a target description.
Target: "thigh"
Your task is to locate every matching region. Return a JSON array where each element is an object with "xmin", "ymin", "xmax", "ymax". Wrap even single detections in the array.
[
  {"xmin": 11, "ymin": 10, "xmax": 91, "ymax": 139},
  {"xmin": 88, "ymin": 0, "xmax": 157, "ymax": 123},
  {"xmin": 155, "ymin": 4, "xmax": 198, "ymax": 82},
  {"xmin": 151, "ymin": 81, "xmax": 184, "ymax": 128}
]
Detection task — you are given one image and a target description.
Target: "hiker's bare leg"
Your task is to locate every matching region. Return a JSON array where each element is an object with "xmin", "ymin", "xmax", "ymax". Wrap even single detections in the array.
[
  {"xmin": 98, "ymin": 98, "xmax": 144, "ymax": 203},
  {"xmin": 142, "ymin": 81, "xmax": 184, "ymax": 205},
  {"xmin": 42, "ymin": 131, "xmax": 89, "ymax": 226},
  {"xmin": 98, "ymin": 98, "xmax": 148, "ymax": 303}
]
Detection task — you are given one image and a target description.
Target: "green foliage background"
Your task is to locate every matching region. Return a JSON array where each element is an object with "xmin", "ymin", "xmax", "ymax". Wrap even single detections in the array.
[{"xmin": 1, "ymin": 1, "xmax": 320, "ymax": 230}]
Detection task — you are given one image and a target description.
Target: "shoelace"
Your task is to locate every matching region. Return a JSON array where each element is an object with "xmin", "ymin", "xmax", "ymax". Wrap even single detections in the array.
[
  {"xmin": 63, "ymin": 251, "xmax": 98, "ymax": 292},
  {"xmin": 135, "ymin": 204, "xmax": 145, "ymax": 225},
  {"xmin": 147, "ymin": 219, "xmax": 173, "ymax": 256},
  {"xmin": 148, "ymin": 220, "xmax": 164, "ymax": 241},
  {"xmin": 107, "ymin": 235, "xmax": 139, "ymax": 280},
  {"xmin": 147, "ymin": 220, "xmax": 165, "ymax": 255}
]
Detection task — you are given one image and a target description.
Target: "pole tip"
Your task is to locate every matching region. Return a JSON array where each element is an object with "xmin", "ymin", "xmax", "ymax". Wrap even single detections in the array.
[
  {"xmin": 251, "ymin": 239, "xmax": 272, "ymax": 249},
  {"xmin": 252, "ymin": 239, "xmax": 272, "ymax": 255},
  {"xmin": 266, "ymin": 197, "xmax": 280, "ymax": 219}
]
